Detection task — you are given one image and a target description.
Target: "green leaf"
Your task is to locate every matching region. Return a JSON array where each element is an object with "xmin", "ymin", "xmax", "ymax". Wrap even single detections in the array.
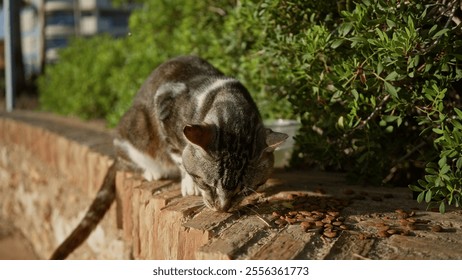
[
  {"xmin": 432, "ymin": 28, "xmax": 449, "ymax": 39},
  {"xmin": 337, "ymin": 116, "xmax": 345, "ymax": 129},
  {"xmin": 375, "ymin": 28, "xmax": 386, "ymax": 42},
  {"xmin": 385, "ymin": 71, "xmax": 399, "ymax": 81},
  {"xmin": 407, "ymin": 15, "xmax": 415, "ymax": 31},
  {"xmin": 339, "ymin": 22, "xmax": 353, "ymax": 36},
  {"xmin": 429, "ymin": 24, "xmax": 438, "ymax": 35},
  {"xmin": 456, "ymin": 157, "xmax": 462, "ymax": 170},
  {"xmin": 439, "ymin": 201, "xmax": 446, "ymax": 214},
  {"xmin": 349, "ymin": 36, "xmax": 367, "ymax": 43},
  {"xmin": 331, "ymin": 39, "xmax": 345, "ymax": 49},
  {"xmin": 417, "ymin": 179, "xmax": 428, "ymax": 188},
  {"xmin": 452, "ymin": 120, "xmax": 462, "ymax": 130},
  {"xmin": 417, "ymin": 191, "xmax": 425, "ymax": 203},
  {"xmin": 432, "ymin": 128, "xmax": 444, "ymax": 134},
  {"xmin": 383, "ymin": 115, "xmax": 399, "ymax": 122},
  {"xmin": 425, "ymin": 167, "xmax": 438, "ymax": 175},
  {"xmin": 409, "ymin": 183, "xmax": 424, "ymax": 192},
  {"xmin": 425, "ymin": 190, "xmax": 433, "ymax": 203},
  {"xmin": 377, "ymin": 61, "xmax": 383, "ymax": 75},
  {"xmin": 454, "ymin": 108, "xmax": 462, "ymax": 119},
  {"xmin": 439, "ymin": 164, "xmax": 450, "ymax": 175},
  {"xmin": 370, "ymin": 95, "xmax": 376, "ymax": 107},
  {"xmin": 384, "ymin": 81, "xmax": 398, "ymax": 98},
  {"xmin": 434, "ymin": 176, "xmax": 441, "ymax": 187},
  {"xmin": 386, "ymin": 19, "xmax": 396, "ymax": 29},
  {"xmin": 438, "ymin": 156, "xmax": 447, "ymax": 168},
  {"xmin": 427, "ymin": 162, "xmax": 438, "ymax": 169},
  {"xmin": 351, "ymin": 89, "xmax": 359, "ymax": 100},
  {"xmin": 425, "ymin": 63, "xmax": 432, "ymax": 72}
]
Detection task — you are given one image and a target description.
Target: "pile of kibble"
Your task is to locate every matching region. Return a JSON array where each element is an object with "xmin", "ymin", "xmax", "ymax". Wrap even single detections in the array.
[
  {"xmin": 272, "ymin": 209, "xmax": 348, "ymax": 238},
  {"xmin": 269, "ymin": 194, "xmax": 351, "ymax": 238}
]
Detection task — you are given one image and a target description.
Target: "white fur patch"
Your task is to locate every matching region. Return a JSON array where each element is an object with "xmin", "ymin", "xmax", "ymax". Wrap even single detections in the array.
[
  {"xmin": 156, "ymin": 82, "xmax": 187, "ymax": 98},
  {"xmin": 154, "ymin": 82, "xmax": 188, "ymax": 121},
  {"xmin": 196, "ymin": 78, "xmax": 237, "ymax": 110},
  {"xmin": 169, "ymin": 152, "xmax": 183, "ymax": 166},
  {"xmin": 181, "ymin": 171, "xmax": 200, "ymax": 196},
  {"xmin": 114, "ymin": 139, "xmax": 177, "ymax": 181}
]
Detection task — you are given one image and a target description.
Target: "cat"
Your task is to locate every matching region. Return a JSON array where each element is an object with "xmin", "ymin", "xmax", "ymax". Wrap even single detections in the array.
[{"xmin": 50, "ymin": 55, "xmax": 288, "ymax": 259}]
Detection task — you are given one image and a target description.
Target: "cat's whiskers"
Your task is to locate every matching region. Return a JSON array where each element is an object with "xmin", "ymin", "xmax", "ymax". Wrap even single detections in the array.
[
  {"xmin": 238, "ymin": 186, "xmax": 254, "ymax": 198},
  {"xmin": 196, "ymin": 204, "xmax": 208, "ymax": 213},
  {"xmin": 244, "ymin": 187, "xmax": 260, "ymax": 196},
  {"xmin": 241, "ymin": 205, "xmax": 272, "ymax": 227}
]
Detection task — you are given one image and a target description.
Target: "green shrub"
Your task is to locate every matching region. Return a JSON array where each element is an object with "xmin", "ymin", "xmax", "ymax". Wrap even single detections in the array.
[
  {"xmin": 264, "ymin": 0, "xmax": 462, "ymax": 212},
  {"xmin": 38, "ymin": 35, "xmax": 125, "ymax": 119},
  {"xmin": 38, "ymin": 0, "xmax": 462, "ymax": 212},
  {"xmin": 38, "ymin": 0, "xmax": 292, "ymax": 124}
]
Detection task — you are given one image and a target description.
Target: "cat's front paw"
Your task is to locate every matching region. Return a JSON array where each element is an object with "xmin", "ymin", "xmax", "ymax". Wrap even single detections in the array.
[{"xmin": 181, "ymin": 173, "xmax": 201, "ymax": 196}]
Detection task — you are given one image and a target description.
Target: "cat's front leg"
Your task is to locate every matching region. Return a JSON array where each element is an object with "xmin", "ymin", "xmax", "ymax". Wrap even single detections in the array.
[{"xmin": 180, "ymin": 170, "xmax": 201, "ymax": 196}]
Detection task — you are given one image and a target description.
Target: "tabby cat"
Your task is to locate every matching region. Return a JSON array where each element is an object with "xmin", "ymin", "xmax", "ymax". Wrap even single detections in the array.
[{"xmin": 50, "ymin": 56, "xmax": 287, "ymax": 259}]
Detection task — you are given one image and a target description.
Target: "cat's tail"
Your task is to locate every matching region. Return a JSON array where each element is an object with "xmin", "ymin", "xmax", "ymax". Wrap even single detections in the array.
[{"xmin": 50, "ymin": 161, "xmax": 117, "ymax": 260}]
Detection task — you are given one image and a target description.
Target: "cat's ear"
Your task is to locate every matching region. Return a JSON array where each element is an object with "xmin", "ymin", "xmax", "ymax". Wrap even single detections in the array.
[
  {"xmin": 184, "ymin": 124, "xmax": 215, "ymax": 151},
  {"xmin": 264, "ymin": 129, "xmax": 288, "ymax": 152}
]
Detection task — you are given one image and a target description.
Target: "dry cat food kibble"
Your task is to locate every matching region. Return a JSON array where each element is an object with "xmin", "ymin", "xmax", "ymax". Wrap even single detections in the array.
[
  {"xmin": 323, "ymin": 229, "xmax": 338, "ymax": 238},
  {"xmin": 431, "ymin": 225, "xmax": 443, "ymax": 232},
  {"xmin": 357, "ymin": 208, "xmax": 451, "ymax": 240},
  {"xmin": 269, "ymin": 193, "xmax": 450, "ymax": 241},
  {"xmin": 270, "ymin": 194, "xmax": 351, "ymax": 238}
]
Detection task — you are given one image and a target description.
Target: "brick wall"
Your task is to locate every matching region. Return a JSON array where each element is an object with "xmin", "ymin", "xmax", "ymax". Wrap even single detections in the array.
[
  {"xmin": 0, "ymin": 111, "xmax": 237, "ymax": 259},
  {"xmin": 0, "ymin": 111, "xmax": 122, "ymax": 259}
]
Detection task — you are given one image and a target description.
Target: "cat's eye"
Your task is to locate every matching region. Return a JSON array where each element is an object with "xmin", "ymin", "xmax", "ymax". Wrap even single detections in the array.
[
  {"xmin": 197, "ymin": 181, "xmax": 213, "ymax": 191},
  {"xmin": 204, "ymin": 183, "xmax": 214, "ymax": 190},
  {"xmin": 189, "ymin": 174, "xmax": 214, "ymax": 190},
  {"xmin": 189, "ymin": 173, "xmax": 200, "ymax": 179},
  {"xmin": 255, "ymin": 181, "xmax": 266, "ymax": 188}
]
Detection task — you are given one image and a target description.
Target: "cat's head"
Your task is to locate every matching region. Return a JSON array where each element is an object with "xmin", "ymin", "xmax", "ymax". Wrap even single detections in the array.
[{"xmin": 182, "ymin": 123, "xmax": 287, "ymax": 212}]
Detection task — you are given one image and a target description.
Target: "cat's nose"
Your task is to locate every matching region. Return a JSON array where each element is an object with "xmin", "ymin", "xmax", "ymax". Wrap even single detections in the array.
[
  {"xmin": 219, "ymin": 204, "xmax": 231, "ymax": 213},
  {"xmin": 203, "ymin": 197, "xmax": 231, "ymax": 212},
  {"xmin": 214, "ymin": 199, "xmax": 231, "ymax": 213}
]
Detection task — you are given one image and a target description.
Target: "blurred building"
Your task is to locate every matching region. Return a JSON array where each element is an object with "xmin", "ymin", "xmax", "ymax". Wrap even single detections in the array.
[
  {"xmin": 20, "ymin": 0, "xmax": 134, "ymax": 78},
  {"xmin": 0, "ymin": 40, "xmax": 4, "ymax": 72}
]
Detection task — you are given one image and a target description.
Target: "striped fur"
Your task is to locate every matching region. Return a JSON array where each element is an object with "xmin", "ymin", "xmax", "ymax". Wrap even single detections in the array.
[
  {"xmin": 126, "ymin": 55, "xmax": 288, "ymax": 211},
  {"xmin": 50, "ymin": 56, "xmax": 287, "ymax": 259}
]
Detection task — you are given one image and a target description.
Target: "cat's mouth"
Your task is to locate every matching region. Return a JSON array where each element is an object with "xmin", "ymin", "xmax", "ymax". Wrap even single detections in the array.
[
  {"xmin": 206, "ymin": 201, "xmax": 231, "ymax": 212},
  {"xmin": 202, "ymin": 196, "xmax": 232, "ymax": 212},
  {"xmin": 202, "ymin": 191, "xmax": 246, "ymax": 213}
]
